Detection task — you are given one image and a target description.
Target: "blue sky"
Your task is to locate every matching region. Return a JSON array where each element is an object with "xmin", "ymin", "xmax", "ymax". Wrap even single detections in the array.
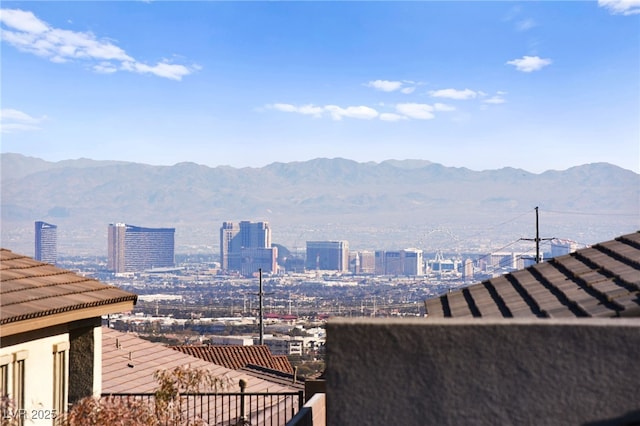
[{"xmin": 1, "ymin": 1, "xmax": 639, "ymax": 173}]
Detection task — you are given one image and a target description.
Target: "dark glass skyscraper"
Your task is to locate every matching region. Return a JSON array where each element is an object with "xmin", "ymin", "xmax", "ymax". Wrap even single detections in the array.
[
  {"xmin": 108, "ymin": 223, "xmax": 175, "ymax": 273},
  {"xmin": 34, "ymin": 221, "xmax": 57, "ymax": 265}
]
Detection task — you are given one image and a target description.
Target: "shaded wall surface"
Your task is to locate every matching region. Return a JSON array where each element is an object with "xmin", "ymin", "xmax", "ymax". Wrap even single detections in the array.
[{"xmin": 326, "ymin": 318, "xmax": 640, "ymax": 426}]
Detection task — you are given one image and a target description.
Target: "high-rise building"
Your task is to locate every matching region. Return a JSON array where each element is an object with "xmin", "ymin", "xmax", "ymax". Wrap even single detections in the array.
[
  {"xmin": 220, "ymin": 222, "xmax": 241, "ymax": 271},
  {"xmin": 220, "ymin": 221, "xmax": 275, "ymax": 275},
  {"xmin": 107, "ymin": 223, "xmax": 175, "ymax": 273},
  {"xmin": 34, "ymin": 221, "xmax": 57, "ymax": 265},
  {"xmin": 374, "ymin": 249, "xmax": 424, "ymax": 276},
  {"xmin": 305, "ymin": 241, "xmax": 349, "ymax": 272},
  {"xmin": 402, "ymin": 248, "xmax": 424, "ymax": 276}
]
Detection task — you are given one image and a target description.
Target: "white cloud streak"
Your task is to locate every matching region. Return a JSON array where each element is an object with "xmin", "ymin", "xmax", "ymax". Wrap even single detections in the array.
[
  {"xmin": 379, "ymin": 113, "xmax": 408, "ymax": 122},
  {"xmin": 0, "ymin": 8, "xmax": 198, "ymax": 80},
  {"xmin": 365, "ymin": 79, "xmax": 418, "ymax": 94},
  {"xmin": 516, "ymin": 19, "xmax": 537, "ymax": 31},
  {"xmin": 267, "ymin": 100, "xmax": 456, "ymax": 121},
  {"xmin": 325, "ymin": 105, "xmax": 379, "ymax": 121},
  {"xmin": 0, "ymin": 108, "xmax": 46, "ymax": 133},
  {"xmin": 598, "ymin": 0, "xmax": 640, "ymax": 15},
  {"xmin": 483, "ymin": 96, "xmax": 506, "ymax": 104},
  {"xmin": 429, "ymin": 88, "xmax": 478, "ymax": 100},
  {"xmin": 366, "ymin": 80, "xmax": 403, "ymax": 92},
  {"xmin": 506, "ymin": 55, "xmax": 552, "ymax": 72},
  {"xmin": 395, "ymin": 103, "xmax": 435, "ymax": 120}
]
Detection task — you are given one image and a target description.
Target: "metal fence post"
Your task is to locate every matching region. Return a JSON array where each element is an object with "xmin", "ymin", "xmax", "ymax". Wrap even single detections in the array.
[{"xmin": 239, "ymin": 379, "xmax": 247, "ymax": 423}]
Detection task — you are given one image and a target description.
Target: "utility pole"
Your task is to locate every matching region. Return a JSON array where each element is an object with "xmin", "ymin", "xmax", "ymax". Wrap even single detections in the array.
[
  {"xmin": 259, "ymin": 268, "xmax": 264, "ymax": 345},
  {"xmin": 521, "ymin": 206, "xmax": 554, "ymax": 263}
]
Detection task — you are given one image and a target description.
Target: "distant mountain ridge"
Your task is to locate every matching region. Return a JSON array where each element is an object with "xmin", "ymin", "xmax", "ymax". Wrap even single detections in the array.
[{"xmin": 1, "ymin": 153, "xmax": 638, "ymax": 256}]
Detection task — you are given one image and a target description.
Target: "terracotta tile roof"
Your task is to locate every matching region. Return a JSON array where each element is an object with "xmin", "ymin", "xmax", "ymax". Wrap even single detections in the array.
[
  {"xmin": 0, "ymin": 248, "xmax": 137, "ymax": 336},
  {"xmin": 171, "ymin": 345, "xmax": 295, "ymax": 375},
  {"xmin": 102, "ymin": 327, "xmax": 299, "ymax": 394},
  {"xmin": 425, "ymin": 232, "xmax": 640, "ymax": 319}
]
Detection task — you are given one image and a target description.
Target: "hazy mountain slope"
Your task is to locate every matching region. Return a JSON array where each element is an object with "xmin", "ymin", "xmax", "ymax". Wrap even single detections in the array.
[{"xmin": 1, "ymin": 154, "xmax": 638, "ymax": 256}]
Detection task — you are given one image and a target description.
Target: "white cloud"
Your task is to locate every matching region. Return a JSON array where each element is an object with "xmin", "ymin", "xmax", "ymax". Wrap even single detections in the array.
[
  {"xmin": 0, "ymin": 108, "xmax": 45, "ymax": 133},
  {"xmin": 395, "ymin": 103, "xmax": 435, "ymax": 120},
  {"xmin": 516, "ymin": 19, "xmax": 537, "ymax": 31},
  {"xmin": 0, "ymin": 8, "xmax": 198, "ymax": 80},
  {"xmin": 0, "ymin": 8, "xmax": 48, "ymax": 33},
  {"xmin": 433, "ymin": 103, "xmax": 456, "ymax": 112},
  {"xmin": 379, "ymin": 113, "xmax": 408, "ymax": 122},
  {"xmin": 598, "ymin": 0, "xmax": 640, "ymax": 15},
  {"xmin": 483, "ymin": 96, "xmax": 506, "ymax": 104},
  {"xmin": 365, "ymin": 79, "xmax": 418, "ymax": 94},
  {"xmin": 325, "ymin": 105, "xmax": 378, "ymax": 120},
  {"xmin": 506, "ymin": 55, "xmax": 552, "ymax": 72},
  {"xmin": 366, "ymin": 80, "xmax": 403, "ymax": 92},
  {"xmin": 268, "ymin": 103, "xmax": 378, "ymax": 120},
  {"xmin": 429, "ymin": 88, "xmax": 478, "ymax": 100},
  {"xmin": 268, "ymin": 103, "xmax": 324, "ymax": 117}
]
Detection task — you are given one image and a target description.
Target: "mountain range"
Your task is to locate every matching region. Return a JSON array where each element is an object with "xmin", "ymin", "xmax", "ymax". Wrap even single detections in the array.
[{"xmin": 1, "ymin": 153, "xmax": 638, "ymax": 257}]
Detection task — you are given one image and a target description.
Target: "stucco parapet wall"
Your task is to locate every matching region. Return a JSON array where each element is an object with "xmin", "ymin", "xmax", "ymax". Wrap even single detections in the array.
[{"xmin": 326, "ymin": 317, "xmax": 640, "ymax": 426}]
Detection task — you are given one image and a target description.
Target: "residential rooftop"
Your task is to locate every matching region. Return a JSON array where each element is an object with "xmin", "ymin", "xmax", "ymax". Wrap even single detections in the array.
[
  {"xmin": 0, "ymin": 248, "xmax": 137, "ymax": 338},
  {"xmin": 424, "ymin": 231, "xmax": 640, "ymax": 319}
]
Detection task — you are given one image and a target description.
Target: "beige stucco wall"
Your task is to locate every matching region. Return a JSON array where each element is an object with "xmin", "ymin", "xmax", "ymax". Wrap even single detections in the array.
[
  {"xmin": 92, "ymin": 326, "xmax": 102, "ymax": 398},
  {"xmin": 0, "ymin": 332, "xmax": 69, "ymax": 425},
  {"xmin": 326, "ymin": 317, "xmax": 640, "ymax": 426}
]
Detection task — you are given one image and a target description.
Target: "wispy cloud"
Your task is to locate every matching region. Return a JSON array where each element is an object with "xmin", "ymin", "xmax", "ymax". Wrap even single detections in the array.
[
  {"xmin": 266, "ymin": 100, "xmax": 456, "ymax": 122},
  {"xmin": 325, "ymin": 105, "xmax": 379, "ymax": 121},
  {"xmin": 429, "ymin": 88, "xmax": 478, "ymax": 100},
  {"xmin": 516, "ymin": 18, "xmax": 537, "ymax": 31},
  {"xmin": 379, "ymin": 113, "xmax": 408, "ymax": 122},
  {"xmin": 483, "ymin": 96, "xmax": 506, "ymax": 105},
  {"xmin": 267, "ymin": 103, "xmax": 378, "ymax": 120},
  {"xmin": 506, "ymin": 55, "xmax": 552, "ymax": 72},
  {"xmin": 395, "ymin": 103, "xmax": 435, "ymax": 120},
  {"xmin": 0, "ymin": 8, "xmax": 199, "ymax": 80},
  {"xmin": 0, "ymin": 108, "xmax": 46, "ymax": 133},
  {"xmin": 365, "ymin": 79, "xmax": 418, "ymax": 94},
  {"xmin": 433, "ymin": 103, "xmax": 456, "ymax": 112},
  {"xmin": 598, "ymin": 0, "xmax": 640, "ymax": 15},
  {"xmin": 366, "ymin": 80, "xmax": 403, "ymax": 92}
]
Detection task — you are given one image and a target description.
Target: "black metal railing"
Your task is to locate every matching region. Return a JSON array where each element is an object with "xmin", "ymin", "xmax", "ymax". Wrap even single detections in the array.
[{"xmin": 102, "ymin": 390, "xmax": 304, "ymax": 426}]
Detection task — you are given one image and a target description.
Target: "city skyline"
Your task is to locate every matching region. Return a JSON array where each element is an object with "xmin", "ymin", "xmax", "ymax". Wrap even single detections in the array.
[{"xmin": 1, "ymin": 2, "xmax": 638, "ymax": 173}]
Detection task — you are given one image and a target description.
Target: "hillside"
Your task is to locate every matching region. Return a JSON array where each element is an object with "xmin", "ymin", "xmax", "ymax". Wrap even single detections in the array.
[{"xmin": 1, "ymin": 153, "xmax": 638, "ymax": 256}]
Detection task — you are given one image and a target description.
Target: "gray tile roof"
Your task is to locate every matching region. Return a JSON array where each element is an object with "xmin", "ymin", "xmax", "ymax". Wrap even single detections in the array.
[{"xmin": 425, "ymin": 231, "xmax": 640, "ymax": 319}]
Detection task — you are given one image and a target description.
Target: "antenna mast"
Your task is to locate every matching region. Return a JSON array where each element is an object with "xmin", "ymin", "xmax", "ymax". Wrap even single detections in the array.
[
  {"xmin": 259, "ymin": 268, "xmax": 264, "ymax": 345},
  {"xmin": 521, "ymin": 206, "xmax": 554, "ymax": 263}
]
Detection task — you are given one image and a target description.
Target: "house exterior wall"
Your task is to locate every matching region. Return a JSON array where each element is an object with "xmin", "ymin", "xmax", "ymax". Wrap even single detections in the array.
[
  {"xmin": 326, "ymin": 317, "xmax": 640, "ymax": 426},
  {"xmin": 0, "ymin": 332, "xmax": 69, "ymax": 424},
  {"xmin": 0, "ymin": 320, "xmax": 103, "ymax": 424}
]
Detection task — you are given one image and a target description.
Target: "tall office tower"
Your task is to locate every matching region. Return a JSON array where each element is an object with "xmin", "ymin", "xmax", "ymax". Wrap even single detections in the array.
[
  {"xmin": 359, "ymin": 251, "xmax": 376, "ymax": 275},
  {"xmin": 240, "ymin": 247, "xmax": 278, "ymax": 276},
  {"xmin": 34, "ymin": 221, "xmax": 57, "ymax": 265},
  {"xmin": 374, "ymin": 251, "xmax": 386, "ymax": 275},
  {"xmin": 462, "ymin": 258, "xmax": 474, "ymax": 281},
  {"xmin": 220, "ymin": 221, "xmax": 274, "ymax": 275},
  {"xmin": 402, "ymin": 248, "xmax": 424, "ymax": 276},
  {"xmin": 305, "ymin": 241, "xmax": 349, "ymax": 272},
  {"xmin": 383, "ymin": 251, "xmax": 403, "ymax": 275},
  {"xmin": 107, "ymin": 223, "xmax": 175, "ymax": 273},
  {"xmin": 220, "ymin": 222, "xmax": 241, "ymax": 271}
]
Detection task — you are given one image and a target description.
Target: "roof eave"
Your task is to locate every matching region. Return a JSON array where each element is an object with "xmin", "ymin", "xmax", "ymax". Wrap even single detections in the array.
[{"xmin": 0, "ymin": 299, "xmax": 136, "ymax": 338}]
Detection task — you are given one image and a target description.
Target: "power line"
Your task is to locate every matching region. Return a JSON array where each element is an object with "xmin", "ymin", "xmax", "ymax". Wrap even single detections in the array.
[{"xmin": 544, "ymin": 209, "xmax": 638, "ymax": 217}]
